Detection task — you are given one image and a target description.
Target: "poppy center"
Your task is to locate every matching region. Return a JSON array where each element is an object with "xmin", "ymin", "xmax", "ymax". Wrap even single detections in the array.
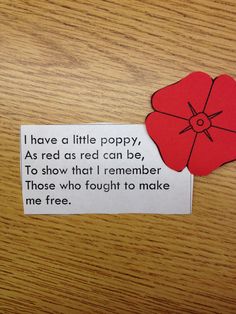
[
  {"xmin": 196, "ymin": 119, "xmax": 204, "ymax": 126},
  {"xmin": 190, "ymin": 113, "xmax": 211, "ymax": 132}
]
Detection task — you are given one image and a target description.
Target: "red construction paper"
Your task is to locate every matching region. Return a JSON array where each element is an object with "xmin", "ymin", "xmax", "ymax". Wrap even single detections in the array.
[{"xmin": 145, "ymin": 72, "xmax": 236, "ymax": 176}]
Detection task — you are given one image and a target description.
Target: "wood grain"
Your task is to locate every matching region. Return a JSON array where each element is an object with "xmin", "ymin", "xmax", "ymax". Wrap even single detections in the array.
[{"xmin": 0, "ymin": 0, "xmax": 236, "ymax": 313}]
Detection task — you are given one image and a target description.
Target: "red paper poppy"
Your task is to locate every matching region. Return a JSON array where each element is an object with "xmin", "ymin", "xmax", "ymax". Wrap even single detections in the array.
[{"xmin": 145, "ymin": 72, "xmax": 236, "ymax": 176}]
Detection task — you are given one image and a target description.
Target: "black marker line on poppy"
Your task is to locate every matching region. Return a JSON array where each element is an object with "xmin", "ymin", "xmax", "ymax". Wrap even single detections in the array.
[
  {"xmin": 186, "ymin": 133, "xmax": 198, "ymax": 168},
  {"xmin": 212, "ymin": 125, "xmax": 236, "ymax": 133},
  {"xmin": 203, "ymin": 78, "xmax": 214, "ymax": 112}
]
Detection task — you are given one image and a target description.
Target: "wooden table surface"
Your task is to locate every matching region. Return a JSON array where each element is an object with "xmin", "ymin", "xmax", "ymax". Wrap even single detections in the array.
[{"xmin": 0, "ymin": 1, "xmax": 236, "ymax": 313}]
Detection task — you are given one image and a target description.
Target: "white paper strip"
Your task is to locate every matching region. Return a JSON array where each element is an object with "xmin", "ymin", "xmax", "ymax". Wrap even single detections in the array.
[{"xmin": 20, "ymin": 124, "xmax": 193, "ymax": 214}]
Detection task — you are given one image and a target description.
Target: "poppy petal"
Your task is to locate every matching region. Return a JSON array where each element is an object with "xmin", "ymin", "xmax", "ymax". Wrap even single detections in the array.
[
  {"xmin": 204, "ymin": 75, "xmax": 236, "ymax": 132},
  {"xmin": 152, "ymin": 72, "xmax": 213, "ymax": 119},
  {"xmin": 188, "ymin": 127, "xmax": 236, "ymax": 176},
  {"xmin": 146, "ymin": 111, "xmax": 196, "ymax": 171}
]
